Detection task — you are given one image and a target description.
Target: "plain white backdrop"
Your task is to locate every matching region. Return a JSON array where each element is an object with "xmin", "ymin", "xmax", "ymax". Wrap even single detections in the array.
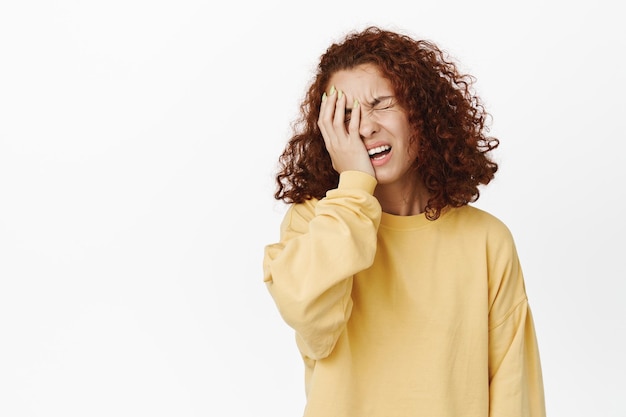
[{"xmin": 1, "ymin": 1, "xmax": 624, "ymax": 416}]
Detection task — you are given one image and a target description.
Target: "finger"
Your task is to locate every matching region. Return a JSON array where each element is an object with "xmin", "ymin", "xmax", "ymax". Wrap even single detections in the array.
[
  {"xmin": 332, "ymin": 89, "xmax": 347, "ymax": 131},
  {"xmin": 348, "ymin": 98, "xmax": 361, "ymax": 138},
  {"xmin": 319, "ymin": 86, "xmax": 337, "ymax": 124},
  {"xmin": 318, "ymin": 86, "xmax": 338, "ymax": 141}
]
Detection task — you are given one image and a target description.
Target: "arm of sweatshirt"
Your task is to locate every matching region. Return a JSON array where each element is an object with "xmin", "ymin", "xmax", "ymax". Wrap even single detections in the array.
[
  {"xmin": 489, "ymin": 302, "xmax": 546, "ymax": 417},
  {"xmin": 487, "ymin": 226, "xmax": 546, "ymax": 417},
  {"xmin": 263, "ymin": 171, "xmax": 381, "ymax": 360}
]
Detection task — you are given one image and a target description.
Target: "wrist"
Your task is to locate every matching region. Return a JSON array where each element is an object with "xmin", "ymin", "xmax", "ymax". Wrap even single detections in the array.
[{"xmin": 338, "ymin": 171, "xmax": 377, "ymax": 194}]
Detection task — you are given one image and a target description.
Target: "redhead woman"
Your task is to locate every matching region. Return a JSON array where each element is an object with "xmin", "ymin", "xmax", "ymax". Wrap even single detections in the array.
[{"xmin": 263, "ymin": 26, "xmax": 545, "ymax": 417}]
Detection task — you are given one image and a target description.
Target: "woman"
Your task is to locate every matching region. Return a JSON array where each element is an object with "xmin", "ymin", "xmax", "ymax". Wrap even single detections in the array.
[{"xmin": 263, "ymin": 26, "xmax": 545, "ymax": 417}]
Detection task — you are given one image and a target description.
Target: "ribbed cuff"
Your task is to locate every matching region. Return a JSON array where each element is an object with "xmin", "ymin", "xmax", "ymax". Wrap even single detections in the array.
[{"xmin": 337, "ymin": 171, "xmax": 377, "ymax": 194}]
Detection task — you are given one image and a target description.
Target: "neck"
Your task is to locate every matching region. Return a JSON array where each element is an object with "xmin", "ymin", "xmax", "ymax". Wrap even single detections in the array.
[{"xmin": 374, "ymin": 179, "xmax": 432, "ymax": 216}]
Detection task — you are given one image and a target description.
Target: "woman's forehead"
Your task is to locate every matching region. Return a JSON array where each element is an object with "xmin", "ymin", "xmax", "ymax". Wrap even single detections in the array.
[{"xmin": 327, "ymin": 64, "xmax": 394, "ymax": 97}]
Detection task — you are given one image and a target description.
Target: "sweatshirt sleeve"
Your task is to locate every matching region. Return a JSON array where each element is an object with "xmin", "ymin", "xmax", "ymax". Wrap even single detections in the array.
[
  {"xmin": 263, "ymin": 171, "xmax": 381, "ymax": 360},
  {"xmin": 487, "ymin": 224, "xmax": 546, "ymax": 417}
]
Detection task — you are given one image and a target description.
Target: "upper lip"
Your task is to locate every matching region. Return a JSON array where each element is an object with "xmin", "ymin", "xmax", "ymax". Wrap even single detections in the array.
[{"xmin": 365, "ymin": 141, "xmax": 391, "ymax": 151}]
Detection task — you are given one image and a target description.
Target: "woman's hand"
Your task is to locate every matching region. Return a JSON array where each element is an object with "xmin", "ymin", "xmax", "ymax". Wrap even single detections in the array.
[{"xmin": 317, "ymin": 86, "xmax": 375, "ymax": 178}]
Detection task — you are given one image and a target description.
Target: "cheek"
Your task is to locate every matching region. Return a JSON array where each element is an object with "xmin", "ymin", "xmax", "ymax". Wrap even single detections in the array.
[
  {"xmin": 405, "ymin": 127, "xmax": 420, "ymax": 160},
  {"xmin": 393, "ymin": 117, "xmax": 414, "ymax": 148},
  {"xmin": 408, "ymin": 140, "xmax": 420, "ymax": 160},
  {"xmin": 393, "ymin": 112, "xmax": 411, "ymax": 134},
  {"xmin": 397, "ymin": 134, "xmax": 416, "ymax": 158}
]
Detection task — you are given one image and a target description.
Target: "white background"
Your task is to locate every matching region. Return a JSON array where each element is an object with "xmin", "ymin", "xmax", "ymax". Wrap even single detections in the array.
[{"xmin": 1, "ymin": 1, "xmax": 624, "ymax": 416}]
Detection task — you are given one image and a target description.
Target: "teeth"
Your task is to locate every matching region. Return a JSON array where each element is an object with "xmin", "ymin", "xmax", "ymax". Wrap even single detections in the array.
[{"xmin": 367, "ymin": 145, "xmax": 391, "ymax": 156}]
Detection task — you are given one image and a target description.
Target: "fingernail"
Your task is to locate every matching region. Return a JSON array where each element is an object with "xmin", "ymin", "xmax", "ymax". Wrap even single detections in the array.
[
  {"xmin": 322, "ymin": 92, "xmax": 327, "ymax": 102},
  {"xmin": 353, "ymin": 99, "xmax": 359, "ymax": 108},
  {"xmin": 329, "ymin": 86, "xmax": 336, "ymax": 95},
  {"xmin": 338, "ymin": 90, "xmax": 343, "ymax": 99}
]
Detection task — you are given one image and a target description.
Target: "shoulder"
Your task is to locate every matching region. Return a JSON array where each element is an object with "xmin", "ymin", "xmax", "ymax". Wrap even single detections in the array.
[
  {"xmin": 280, "ymin": 198, "xmax": 319, "ymax": 233},
  {"xmin": 447, "ymin": 205, "xmax": 515, "ymax": 243},
  {"xmin": 447, "ymin": 207, "xmax": 524, "ymax": 286}
]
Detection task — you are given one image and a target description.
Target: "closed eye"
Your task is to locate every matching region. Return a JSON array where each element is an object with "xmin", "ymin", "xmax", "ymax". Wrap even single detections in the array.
[
  {"xmin": 344, "ymin": 95, "xmax": 396, "ymax": 124},
  {"xmin": 371, "ymin": 96, "xmax": 395, "ymax": 111}
]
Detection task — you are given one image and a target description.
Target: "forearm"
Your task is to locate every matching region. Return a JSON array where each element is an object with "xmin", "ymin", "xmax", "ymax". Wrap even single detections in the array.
[{"xmin": 263, "ymin": 171, "xmax": 381, "ymax": 359}]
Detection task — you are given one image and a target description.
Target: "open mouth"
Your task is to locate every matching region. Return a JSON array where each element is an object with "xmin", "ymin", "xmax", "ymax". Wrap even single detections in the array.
[{"xmin": 368, "ymin": 145, "xmax": 392, "ymax": 160}]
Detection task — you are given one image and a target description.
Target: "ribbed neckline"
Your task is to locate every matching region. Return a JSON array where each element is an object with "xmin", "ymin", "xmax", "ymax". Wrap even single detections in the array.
[{"xmin": 380, "ymin": 206, "xmax": 453, "ymax": 230}]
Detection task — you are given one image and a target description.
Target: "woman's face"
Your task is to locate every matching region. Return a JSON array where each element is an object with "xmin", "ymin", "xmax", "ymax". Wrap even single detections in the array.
[{"xmin": 327, "ymin": 64, "xmax": 417, "ymax": 188}]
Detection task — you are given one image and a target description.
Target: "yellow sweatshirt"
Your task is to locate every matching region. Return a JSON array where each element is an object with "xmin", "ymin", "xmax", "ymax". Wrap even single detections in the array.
[{"xmin": 264, "ymin": 171, "xmax": 545, "ymax": 417}]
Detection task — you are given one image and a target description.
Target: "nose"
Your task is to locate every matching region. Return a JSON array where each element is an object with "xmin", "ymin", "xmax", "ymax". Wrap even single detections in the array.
[{"xmin": 359, "ymin": 110, "xmax": 379, "ymax": 139}]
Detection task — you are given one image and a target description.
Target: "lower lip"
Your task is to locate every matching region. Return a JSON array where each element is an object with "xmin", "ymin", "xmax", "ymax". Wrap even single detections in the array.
[{"xmin": 370, "ymin": 150, "xmax": 392, "ymax": 167}]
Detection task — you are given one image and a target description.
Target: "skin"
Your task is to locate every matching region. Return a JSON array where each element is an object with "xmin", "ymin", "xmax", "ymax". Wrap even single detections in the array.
[{"xmin": 317, "ymin": 63, "xmax": 432, "ymax": 216}]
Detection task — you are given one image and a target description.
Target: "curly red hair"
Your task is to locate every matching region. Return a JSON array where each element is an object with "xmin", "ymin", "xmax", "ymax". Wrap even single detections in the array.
[{"xmin": 274, "ymin": 26, "xmax": 499, "ymax": 220}]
